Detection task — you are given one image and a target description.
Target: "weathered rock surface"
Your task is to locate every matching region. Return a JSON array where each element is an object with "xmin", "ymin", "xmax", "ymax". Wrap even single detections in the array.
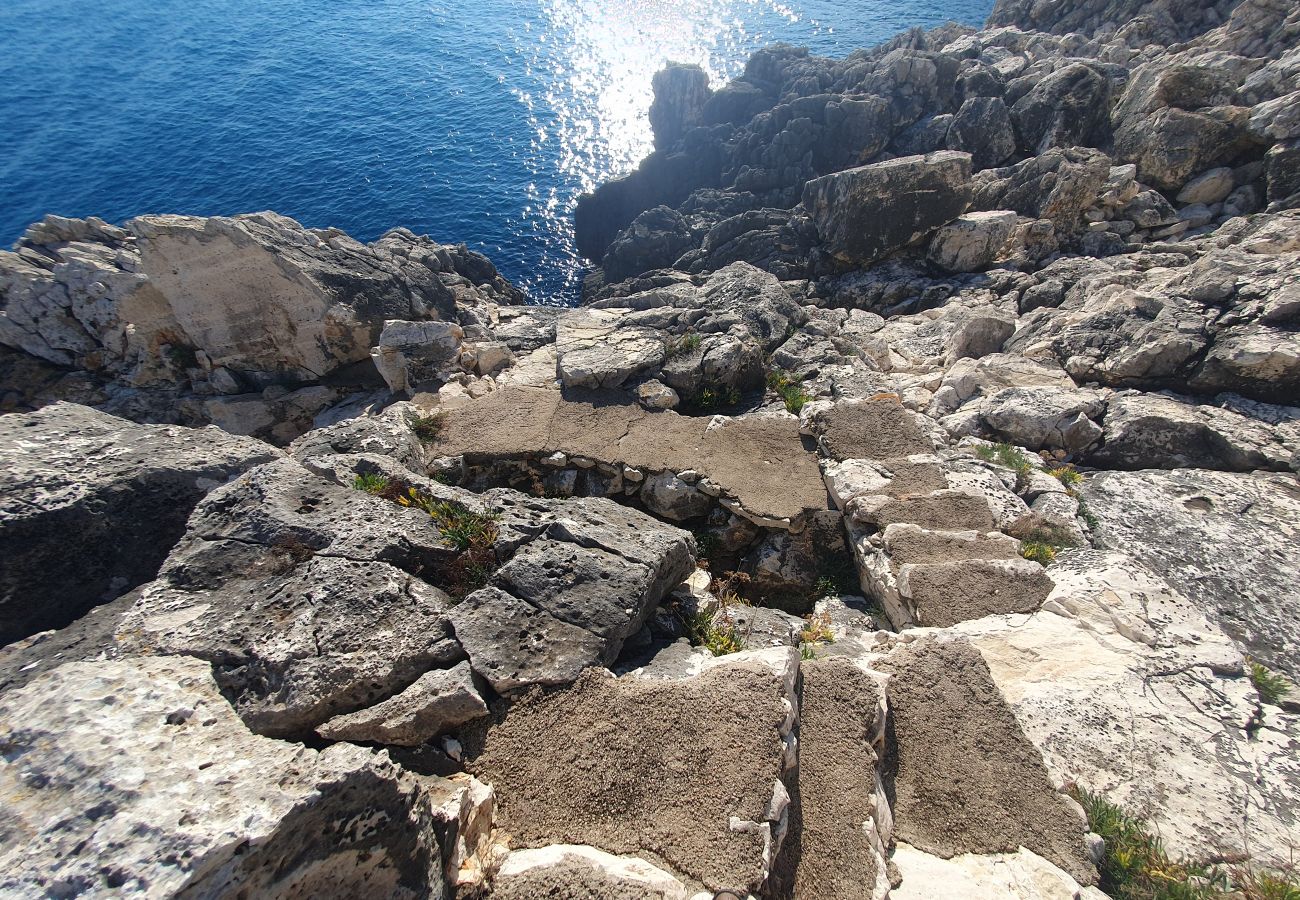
[
  {"xmin": 0, "ymin": 655, "xmax": 453, "ymax": 898},
  {"xmin": 877, "ymin": 638, "xmax": 1096, "ymax": 885},
  {"xmin": 463, "ymin": 649, "xmax": 799, "ymax": 896},
  {"xmin": 0, "ymin": 402, "xmax": 277, "ymax": 645},
  {"xmin": 1084, "ymin": 469, "xmax": 1300, "ymax": 679},
  {"xmin": 803, "ymin": 152, "xmax": 973, "ymax": 267}
]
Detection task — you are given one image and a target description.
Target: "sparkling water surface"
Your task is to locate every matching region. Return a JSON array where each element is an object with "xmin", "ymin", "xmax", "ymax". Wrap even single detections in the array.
[{"xmin": 0, "ymin": 0, "xmax": 992, "ymax": 303}]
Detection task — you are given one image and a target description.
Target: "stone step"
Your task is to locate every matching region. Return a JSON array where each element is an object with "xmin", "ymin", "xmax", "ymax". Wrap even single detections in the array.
[
  {"xmin": 896, "ymin": 558, "xmax": 1054, "ymax": 628},
  {"xmin": 848, "ymin": 488, "xmax": 996, "ymax": 532},
  {"xmin": 882, "ymin": 523, "xmax": 1021, "ymax": 566}
]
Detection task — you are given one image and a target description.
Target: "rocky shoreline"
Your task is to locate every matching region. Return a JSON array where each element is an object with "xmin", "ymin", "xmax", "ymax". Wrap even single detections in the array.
[{"xmin": 2, "ymin": 0, "xmax": 1298, "ymax": 897}]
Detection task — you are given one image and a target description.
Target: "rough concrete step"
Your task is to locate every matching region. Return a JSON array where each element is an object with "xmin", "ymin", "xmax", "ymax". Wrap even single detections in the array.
[
  {"xmin": 882, "ymin": 523, "xmax": 1021, "ymax": 566},
  {"xmin": 848, "ymin": 488, "xmax": 996, "ymax": 532},
  {"xmin": 896, "ymin": 558, "xmax": 1053, "ymax": 628}
]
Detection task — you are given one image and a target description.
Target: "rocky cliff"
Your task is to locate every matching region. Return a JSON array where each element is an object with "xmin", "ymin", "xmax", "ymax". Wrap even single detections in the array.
[{"xmin": 1, "ymin": 0, "xmax": 1298, "ymax": 898}]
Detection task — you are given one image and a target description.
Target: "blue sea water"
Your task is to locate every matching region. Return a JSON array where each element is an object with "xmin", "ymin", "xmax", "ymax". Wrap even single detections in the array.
[{"xmin": 0, "ymin": 0, "xmax": 992, "ymax": 303}]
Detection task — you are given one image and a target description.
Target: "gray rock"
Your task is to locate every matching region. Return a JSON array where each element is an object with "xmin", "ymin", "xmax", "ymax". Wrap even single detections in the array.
[
  {"xmin": 802, "ymin": 151, "xmax": 973, "ymax": 267},
  {"xmin": 316, "ymin": 660, "xmax": 488, "ymax": 746},
  {"xmin": 971, "ymin": 147, "xmax": 1110, "ymax": 232},
  {"xmin": 649, "ymin": 64, "xmax": 711, "ymax": 150},
  {"xmin": 371, "ymin": 319, "xmax": 464, "ymax": 393},
  {"xmin": 1085, "ymin": 469, "xmax": 1300, "ymax": 680},
  {"xmin": 927, "ymin": 211, "xmax": 1021, "ymax": 273},
  {"xmin": 0, "ymin": 403, "xmax": 277, "ymax": 645},
  {"xmin": 0, "ymin": 655, "xmax": 452, "ymax": 898},
  {"xmin": 1115, "ymin": 107, "xmax": 1239, "ymax": 192},
  {"xmin": 1088, "ymin": 391, "xmax": 1293, "ymax": 472},
  {"xmin": 947, "ymin": 97, "xmax": 1017, "ymax": 170},
  {"xmin": 601, "ymin": 205, "xmax": 695, "ymax": 284},
  {"xmin": 1011, "ymin": 62, "xmax": 1113, "ymax": 154},
  {"xmin": 1176, "ymin": 167, "xmax": 1235, "ymax": 205},
  {"xmin": 640, "ymin": 470, "xmax": 713, "ymax": 521}
]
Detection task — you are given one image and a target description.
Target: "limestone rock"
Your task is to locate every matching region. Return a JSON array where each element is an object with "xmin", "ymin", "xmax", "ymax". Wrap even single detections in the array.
[
  {"xmin": 492, "ymin": 845, "xmax": 692, "ymax": 900},
  {"xmin": 372, "ymin": 320, "xmax": 465, "ymax": 393},
  {"xmin": 0, "ymin": 655, "xmax": 449, "ymax": 898},
  {"xmin": 0, "ymin": 403, "xmax": 277, "ymax": 645},
  {"xmin": 1089, "ymin": 391, "xmax": 1294, "ymax": 471},
  {"xmin": 1084, "ymin": 470, "xmax": 1300, "ymax": 680},
  {"xmin": 959, "ymin": 551, "xmax": 1298, "ymax": 867},
  {"xmin": 1010, "ymin": 62, "xmax": 1113, "ymax": 155},
  {"xmin": 927, "ymin": 211, "xmax": 1021, "ymax": 273},
  {"xmin": 316, "ymin": 661, "xmax": 489, "ymax": 746},
  {"xmin": 802, "ymin": 151, "xmax": 973, "ymax": 266}
]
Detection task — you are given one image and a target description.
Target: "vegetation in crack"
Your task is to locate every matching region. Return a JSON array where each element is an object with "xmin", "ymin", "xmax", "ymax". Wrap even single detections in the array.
[
  {"xmin": 1247, "ymin": 658, "xmax": 1291, "ymax": 707},
  {"xmin": 664, "ymin": 331, "xmax": 701, "ymax": 359},
  {"xmin": 766, "ymin": 369, "xmax": 812, "ymax": 414},
  {"xmin": 350, "ymin": 474, "xmax": 499, "ymax": 599},
  {"xmin": 408, "ymin": 412, "xmax": 445, "ymax": 445},
  {"xmin": 1071, "ymin": 784, "xmax": 1300, "ymax": 900}
]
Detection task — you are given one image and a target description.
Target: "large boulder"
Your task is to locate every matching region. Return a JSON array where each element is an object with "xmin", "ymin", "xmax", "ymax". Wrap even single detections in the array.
[
  {"xmin": 0, "ymin": 655, "xmax": 461, "ymax": 898},
  {"xmin": 802, "ymin": 151, "xmax": 973, "ymax": 267},
  {"xmin": 601, "ymin": 206, "xmax": 695, "ymax": 284},
  {"xmin": 971, "ymin": 147, "xmax": 1110, "ymax": 232},
  {"xmin": 1011, "ymin": 62, "xmax": 1113, "ymax": 154},
  {"xmin": 649, "ymin": 64, "xmax": 711, "ymax": 150},
  {"xmin": 0, "ymin": 403, "xmax": 277, "ymax": 645},
  {"xmin": 946, "ymin": 97, "xmax": 1016, "ymax": 170}
]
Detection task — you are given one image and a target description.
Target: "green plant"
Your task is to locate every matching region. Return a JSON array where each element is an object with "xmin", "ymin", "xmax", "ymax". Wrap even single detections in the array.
[
  {"xmin": 1248, "ymin": 659, "xmax": 1291, "ymax": 706},
  {"xmin": 813, "ymin": 576, "xmax": 839, "ymax": 600},
  {"xmin": 801, "ymin": 611, "xmax": 835, "ymax": 645},
  {"xmin": 666, "ymin": 332, "xmax": 701, "ymax": 358},
  {"xmin": 409, "ymin": 412, "xmax": 445, "ymax": 445},
  {"xmin": 691, "ymin": 529, "xmax": 719, "ymax": 565},
  {"xmin": 1048, "ymin": 463, "xmax": 1084, "ymax": 488},
  {"xmin": 397, "ymin": 488, "xmax": 498, "ymax": 553},
  {"xmin": 1020, "ymin": 541, "xmax": 1058, "ymax": 566},
  {"xmin": 1077, "ymin": 497, "xmax": 1100, "ymax": 529},
  {"xmin": 686, "ymin": 608, "xmax": 745, "ymax": 656},
  {"xmin": 695, "ymin": 384, "xmax": 742, "ymax": 410},
  {"xmin": 800, "ymin": 643, "xmax": 817, "ymax": 661},
  {"xmin": 1071, "ymin": 785, "xmax": 1221, "ymax": 899},
  {"xmin": 352, "ymin": 472, "xmax": 391, "ymax": 495},
  {"xmin": 766, "ymin": 370, "xmax": 812, "ymax": 414},
  {"xmin": 974, "ymin": 442, "xmax": 1036, "ymax": 481}
]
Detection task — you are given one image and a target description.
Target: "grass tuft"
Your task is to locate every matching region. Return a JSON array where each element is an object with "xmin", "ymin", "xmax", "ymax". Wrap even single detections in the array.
[
  {"xmin": 766, "ymin": 370, "xmax": 812, "ymax": 414},
  {"xmin": 1048, "ymin": 463, "xmax": 1084, "ymax": 487},
  {"xmin": 352, "ymin": 472, "xmax": 391, "ymax": 495},
  {"xmin": 974, "ymin": 441, "xmax": 1036, "ymax": 480},
  {"xmin": 1071, "ymin": 785, "xmax": 1300, "ymax": 900},
  {"xmin": 665, "ymin": 332, "xmax": 702, "ymax": 358},
  {"xmin": 1020, "ymin": 541, "xmax": 1058, "ymax": 566},
  {"xmin": 409, "ymin": 412, "xmax": 445, "ymax": 445}
]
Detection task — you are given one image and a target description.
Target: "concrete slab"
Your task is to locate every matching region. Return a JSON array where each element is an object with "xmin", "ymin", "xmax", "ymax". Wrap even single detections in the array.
[{"xmin": 433, "ymin": 385, "xmax": 829, "ymax": 524}]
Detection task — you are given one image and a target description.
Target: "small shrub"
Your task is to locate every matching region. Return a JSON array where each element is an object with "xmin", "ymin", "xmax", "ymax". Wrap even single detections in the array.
[
  {"xmin": 801, "ymin": 610, "xmax": 835, "ymax": 645},
  {"xmin": 766, "ymin": 370, "xmax": 812, "ymax": 414},
  {"xmin": 686, "ymin": 609, "xmax": 745, "ymax": 657},
  {"xmin": 1248, "ymin": 659, "xmax": 1291, "ymax": 706},
  {"xmin": 812, "ymin": 576, "xmax": 839, "ymax": 600},
  {"xmin": 352, "ymin": 472, "xmax": 391, "ymax": 495},
  {"xmin": 164, "ymin": 343, "xmax": 199, "ymax": 371},
  {"xmin": 800, "ymin": 643, "xmax": 817, "ymax": 661},
  {"xmin": 1020, "ymin": 541, "xmax": 1058, "ymax": 566},
  {"xmin": 974, "ymin": 442, "xmax": 1035, "ymax": 480},
  {"xmin": 409, "ymin": 412, "xmax": 445, "ymax": 445},
  {"xmin": 665, "ymin": 332, "xmax": 701, "ymax": 358},
  {"xmin": 1048, "ymin": 463, "xmax": 1084, "ymax": 488}
]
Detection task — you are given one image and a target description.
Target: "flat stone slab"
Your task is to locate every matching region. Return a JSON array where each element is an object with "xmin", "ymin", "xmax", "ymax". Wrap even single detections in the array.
[
  {"xmin": 875, "ymin": 637, "xmax": 1095, "ymax": 886},
  {"xmin": 462, "ymin": 648, "xmax": 799, "ymax": 895},
  {"xmin": 433, "ymin": 385, "xmax": 828, "ymax": 524}
]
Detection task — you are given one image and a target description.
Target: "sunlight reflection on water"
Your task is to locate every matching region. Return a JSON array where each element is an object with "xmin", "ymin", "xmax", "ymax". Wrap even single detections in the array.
[{"xmin": 505, "ymin": 0, "xmax": 825, "ymax": 296}]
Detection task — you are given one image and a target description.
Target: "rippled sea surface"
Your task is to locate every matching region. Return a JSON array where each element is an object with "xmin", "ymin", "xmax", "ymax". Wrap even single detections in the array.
[{"xmin": 0, "ymin": 0, "xmax": 992, "ymax": 303}]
